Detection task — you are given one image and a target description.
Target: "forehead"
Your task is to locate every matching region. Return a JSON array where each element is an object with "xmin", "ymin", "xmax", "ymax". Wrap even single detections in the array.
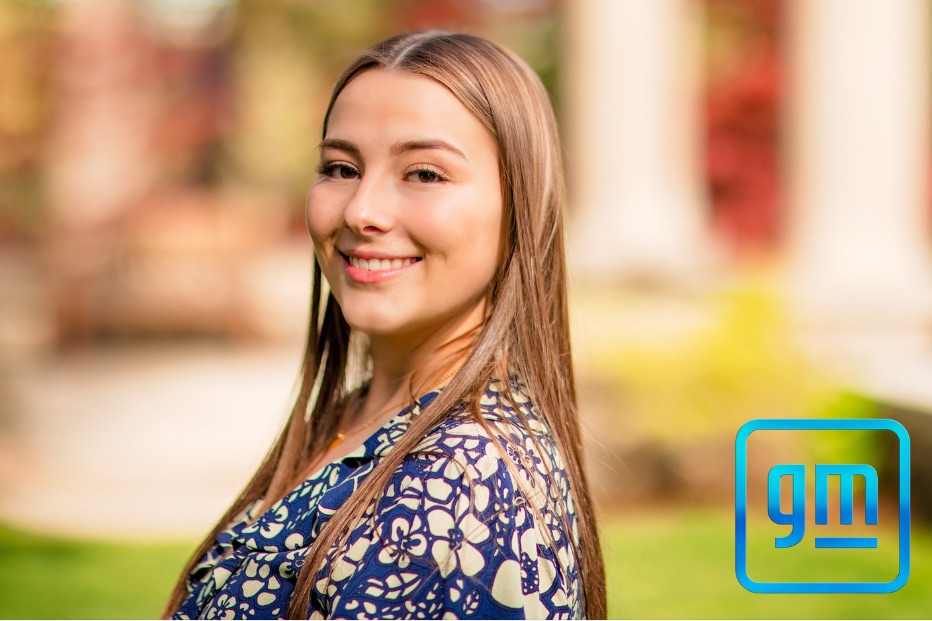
[{"xmin": 325, "ymin": 69, "xmax": 493, "ymax": 153}]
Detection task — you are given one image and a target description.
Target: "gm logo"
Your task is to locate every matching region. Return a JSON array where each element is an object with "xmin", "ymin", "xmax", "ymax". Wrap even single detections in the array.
[{"xmin": 735, "ymin": 419, "xmax": 910, "ymax": 593}]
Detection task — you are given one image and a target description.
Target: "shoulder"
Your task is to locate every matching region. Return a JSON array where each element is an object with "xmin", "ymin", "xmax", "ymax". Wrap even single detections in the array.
[
  {"xmin": 379, "ymin": 376, "xmax": 561, "ymax": 566},
  {"xmin": 414, "ymin": 376, "xmax": 553, "ymax": 462},
  {"xmin": 413, "ymin": 377, "xmax": 569, "ymax": 509},
  {"xmin": 314, "ymin": 378, "xmax": 581, "ymax": 618}
]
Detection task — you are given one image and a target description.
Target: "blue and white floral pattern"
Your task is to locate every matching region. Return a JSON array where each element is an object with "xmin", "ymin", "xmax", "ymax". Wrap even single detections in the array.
[{"xmin": 173, "ymin": 378, "xmax": 581, "ymax": 619}]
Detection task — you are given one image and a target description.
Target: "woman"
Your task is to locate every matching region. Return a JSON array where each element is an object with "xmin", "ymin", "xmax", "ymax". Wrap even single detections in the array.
[{"xmin": 164, "ymin": 31, "xmax": 606, "ymax": 619}]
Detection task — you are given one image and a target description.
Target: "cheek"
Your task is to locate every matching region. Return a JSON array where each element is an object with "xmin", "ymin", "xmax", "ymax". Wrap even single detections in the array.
[
  {"xmin": 418, "ymin": 190, "xmax": 504, "ymax": 276},
  {"xmin": 305, "ymin": 185, "xmax": 342, "ymax": 244}
]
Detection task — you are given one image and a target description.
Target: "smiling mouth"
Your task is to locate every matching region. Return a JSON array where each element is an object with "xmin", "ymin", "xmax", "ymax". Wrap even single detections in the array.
[{"xmin": 341, "ymin": 253, "xmax": 422, "ymax": 272}]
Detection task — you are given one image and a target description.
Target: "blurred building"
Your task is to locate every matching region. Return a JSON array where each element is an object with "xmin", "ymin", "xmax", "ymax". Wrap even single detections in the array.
[
  {"xmin": 567, "ymin": 0, "xmax": 932, "ymax": 329},
  {"xmin": 0, "ymin": 0, "xmax": 925, "ymax": 342},
  {"xmin": 7, "ymin": 0, "xmax": 563, "ymax": 344}
]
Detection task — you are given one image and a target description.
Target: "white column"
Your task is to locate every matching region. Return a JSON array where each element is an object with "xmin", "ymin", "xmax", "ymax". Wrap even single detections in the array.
[
  {"xmin": 44, "ymin": 0, "xmax": 159, "ymax": 341},
  {"xmin": 47, "ymin": 0, "xmax": 156, "ymax": 229},
  {"xmin": 564, "ymin": 0, "xmax": 709, "ymax": 282},
  {"xmin": 786, "ymin": 0, "xmax": 932, "ymax": 328}
]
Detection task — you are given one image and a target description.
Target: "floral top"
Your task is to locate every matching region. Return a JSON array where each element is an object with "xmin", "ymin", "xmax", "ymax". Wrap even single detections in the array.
[{"xmin": 172, "ymin": 378, "xmax": 581, "ymax": 619}]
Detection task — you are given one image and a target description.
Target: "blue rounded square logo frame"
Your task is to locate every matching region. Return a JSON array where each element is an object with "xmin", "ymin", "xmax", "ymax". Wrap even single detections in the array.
[{"xmin": 735, "ymin": 418, "xmax": 911, "ymax": 593}]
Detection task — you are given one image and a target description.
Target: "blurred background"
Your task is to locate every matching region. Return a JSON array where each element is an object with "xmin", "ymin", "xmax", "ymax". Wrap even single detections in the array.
[{"xmin": 0, "ymin": 0, "xmax": 930, "ymax": 617}]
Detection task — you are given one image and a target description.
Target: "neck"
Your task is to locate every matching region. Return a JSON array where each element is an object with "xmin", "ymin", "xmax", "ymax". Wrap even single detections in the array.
[{"xmin": 360, "ymin": 299, "xmax": 487, "ymax": 420}]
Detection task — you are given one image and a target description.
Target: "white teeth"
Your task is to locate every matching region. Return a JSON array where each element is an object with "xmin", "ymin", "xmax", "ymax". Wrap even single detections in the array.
[{"xmin": 348, "ymin": 256, "xmax": 418, "ymax": 271}]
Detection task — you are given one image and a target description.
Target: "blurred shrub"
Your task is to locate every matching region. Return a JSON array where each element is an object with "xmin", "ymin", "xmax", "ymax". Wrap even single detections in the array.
[
  {"xmin": 586, "ymin": 286, "xmax": 823, "ymax": 441},
  {"xmin": 575, "ymin": 281, "xmax": 884, "ymax": 504},
  {"xmin": 804, "ymin": 392, "xmax": 883, "ymax": 470}
]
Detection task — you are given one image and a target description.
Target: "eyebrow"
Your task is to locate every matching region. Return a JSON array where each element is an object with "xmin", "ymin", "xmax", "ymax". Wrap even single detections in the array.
[
  {"xmin": 318, "ymin": 138, "xmax": 360, "ymax": 157},
  {"xmin": 319, "ymin": 138, "xmax": 468, "ymax": 161},
  {"xmin": 390, "ymin": 140, "xmax": 468, "ymax": 161}
]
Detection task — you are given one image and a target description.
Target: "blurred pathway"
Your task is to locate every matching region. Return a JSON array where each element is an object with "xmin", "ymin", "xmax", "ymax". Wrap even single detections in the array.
[
  {"xmin": 0, "ymin": 342, "xmax": 301, "ymax": 540},
  {"xmin": 0, "ymin": 243, "xmax": 311, "ymax": 541}
]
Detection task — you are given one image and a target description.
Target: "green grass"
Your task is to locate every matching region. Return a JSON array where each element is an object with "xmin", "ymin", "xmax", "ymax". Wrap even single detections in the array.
[
  {"xmin": 603, "ymin": 509, "xmax": 932, "ymax": 619},
  {"xmin": 1, "ymin": 510, "xmax": 929, "ymax": 618},
  {"xmin": 0, "ymin": 523, "xmax": 193, "ymax": 619}
]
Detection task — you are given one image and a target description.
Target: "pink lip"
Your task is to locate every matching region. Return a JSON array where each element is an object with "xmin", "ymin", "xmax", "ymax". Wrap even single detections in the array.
[{"xmin": 340, "ymin": 252, "xmax": 421, "ymax": 284}]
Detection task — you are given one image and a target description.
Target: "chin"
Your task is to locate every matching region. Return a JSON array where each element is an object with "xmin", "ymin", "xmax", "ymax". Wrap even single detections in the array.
[{"xmin": 340, "ymin": 306, "xmax": 413, "ymax": 337}]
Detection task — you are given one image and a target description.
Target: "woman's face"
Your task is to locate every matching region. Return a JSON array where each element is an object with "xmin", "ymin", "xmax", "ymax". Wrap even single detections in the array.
[{"xmin": 307, "ymin": 69, "xmax": 505, "ymax": 346}]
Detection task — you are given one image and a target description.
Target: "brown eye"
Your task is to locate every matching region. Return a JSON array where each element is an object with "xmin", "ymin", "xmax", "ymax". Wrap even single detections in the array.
[
  {"xmin": 336, "ymin": 164, "xmax": 359, "ymax": 180},
  {"xmin": 405, "ymin": 166, "xmax": 447, "ymax": 184},
  {"xmin": 317, "ymin": 161, "xmax": 360, "ymax": 180}
]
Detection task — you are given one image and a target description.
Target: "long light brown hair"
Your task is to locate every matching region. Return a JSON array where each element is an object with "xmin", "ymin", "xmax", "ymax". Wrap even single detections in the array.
[{"xmin": 163, "ymin": 31, "xmax": 606, "ymax": 619}]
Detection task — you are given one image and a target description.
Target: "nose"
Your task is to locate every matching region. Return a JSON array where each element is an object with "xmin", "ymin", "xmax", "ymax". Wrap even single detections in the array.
[{"xmin": 343, "ymin": 169, "xmax": 394, "ymax": 237}]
